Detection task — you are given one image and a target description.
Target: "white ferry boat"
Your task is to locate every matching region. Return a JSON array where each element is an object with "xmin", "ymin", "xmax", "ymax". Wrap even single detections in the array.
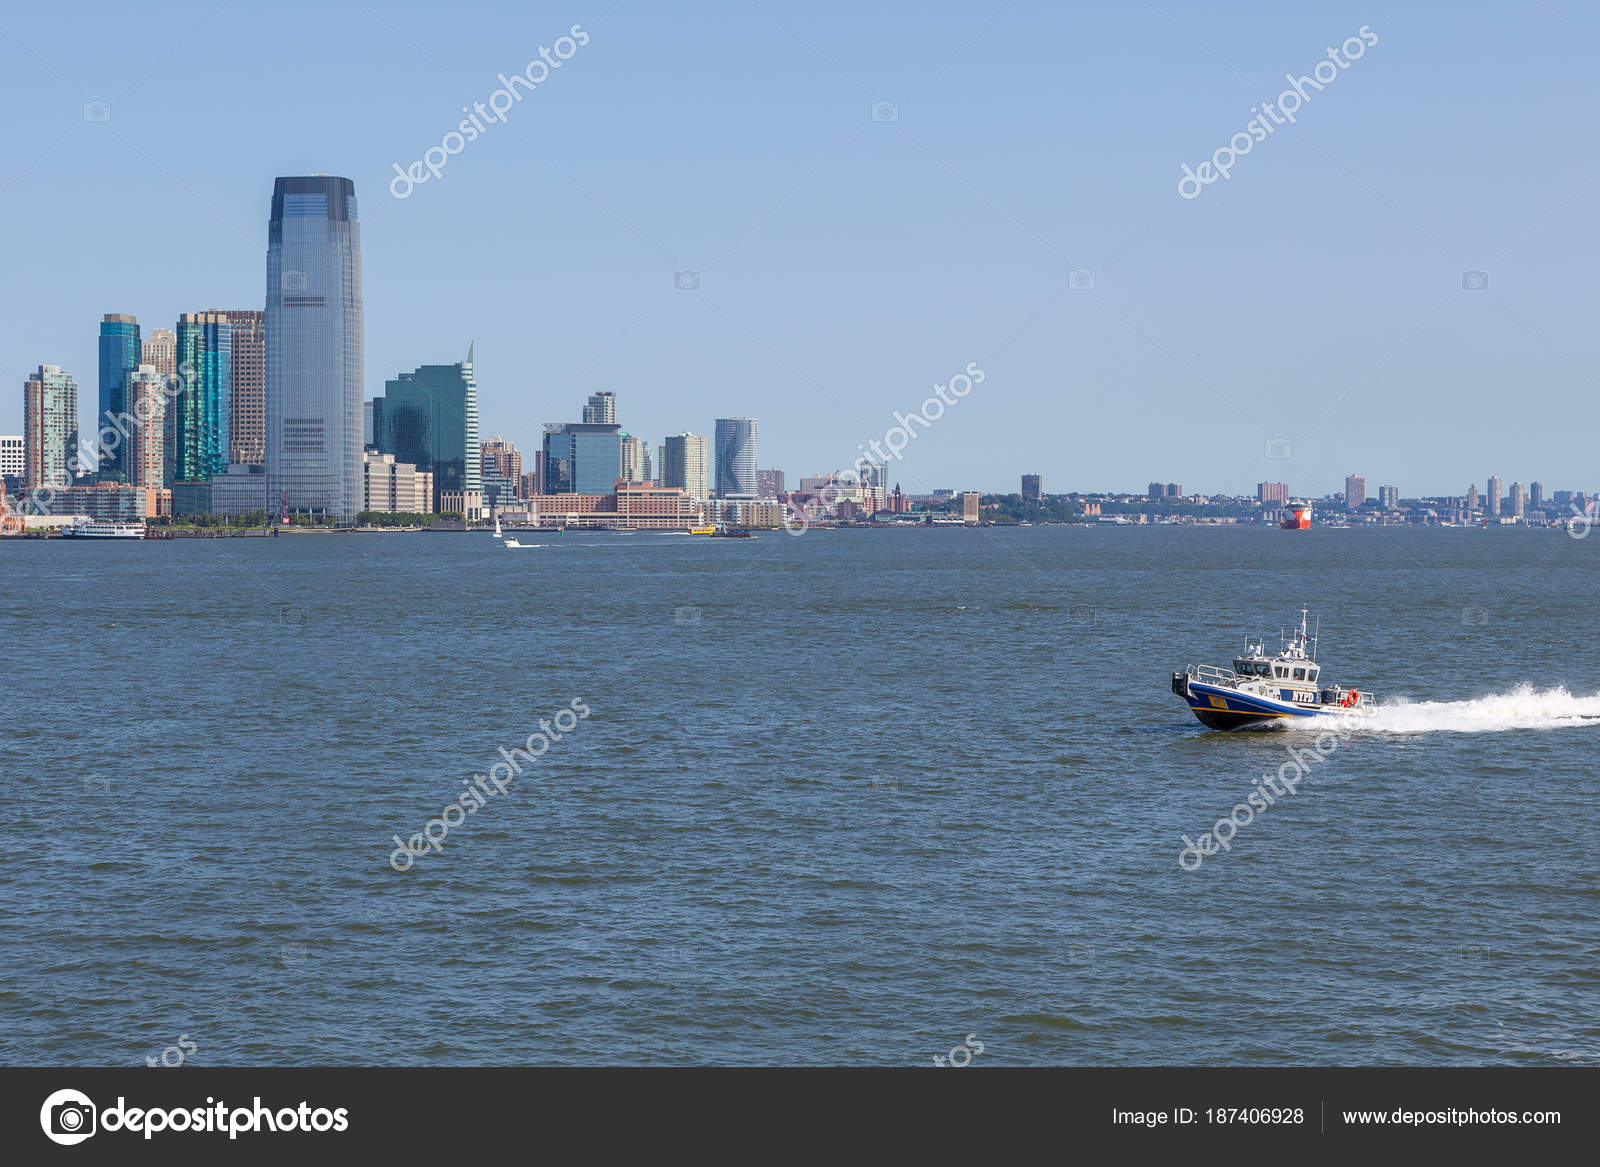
[
  {"xmin": 1171, "ymin": 609, "xmax": 1375, "ymax": 730},
  {"xmin": 61, "ymin": 519, "xmax": 146, "ymax": 540}
]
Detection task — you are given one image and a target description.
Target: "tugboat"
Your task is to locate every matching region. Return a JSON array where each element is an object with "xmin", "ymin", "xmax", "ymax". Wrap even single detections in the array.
[
  {"xmin": 1171, "ymin": 609, "xmax": 1374, "ymax": 730},
  {"xmin": 1281, "ymin": 502, "xmax": 1312, "ymax": 529}
]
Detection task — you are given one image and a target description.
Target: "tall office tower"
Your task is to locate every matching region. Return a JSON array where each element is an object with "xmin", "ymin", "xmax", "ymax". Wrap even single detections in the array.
[
  {"xmin": 126, "ymin": 365, "xmax": 166, "ymax": 491},
  {"xmin": 714, "ymin": 417, "xmax": 757, "ymax": 498},
  {"xmin": 266, "ymin": 175, "xmax": 364, "ymax": 521},
  {"xmin": 377, "ymin": 358, "xmax": 480, "ymax": 513},
  {"xmin": 1021, "ymin": 473, "xmax": 1042, "ymax": 502},
  {"xmin": 1486, "ymin": 476, "xmax": 1502, "ymax": 516},
  {"xmin": 174, "ymin": 312, "xmax": 233, "ymax": 483},
  {"xmin": 620, "ymin": 433, "xmax": 651, "ymax": 483},
  {"xmin": 1344, "ymin": 474, "xmax": 1367, "ymax": 509},
  {"xmin": 1509, "ymin": 482, "xmax": 1526, "ymax": 518},
  {"xmin": 582, "ymin": 391, "xmax": 617, "ymax": 425},
  {"xmin": 756, "ymin": 468, "xmax": 784, "ymax": 499},
  {"xmin": 542, "ymin": 422, "xmax": 622, "ymax": 494},
  {"xmin": 1379, "ymin": 484, "xmax": 1400, "ymax": 510},
  {"xmin": 141, "ymin": 328, "xmax": 178, "ymax": 488},
  {"xmin": 23, "ymin": 365, "xmax": 79, "ymax": 492},
  {"xmin": 481, "ymin": 435, "xmax": 522, "ymax": 484},
  {"xmin": 141, "ymin": 328, "xmax": 176, "ymax": 378},
  {"xmin": 97, "ymin": 314, "xmax": 140, "ymax": 478},
  {"xmin": 225, "ymin": 309, "xmax": 265, "ymax": 466},
  {"xmin": 1258, "ymin": 481, "xmax": 1290, "ymax": 504},
  {"xmin": 1530, "ymin": 481, "xmax": 1544, "ymax": 510},
  {"xmin": 656, "ymin": 444, "xmax": 665, "ymax": 487},
  {"xmin": 480, "ymin": 435, "xmax": 522, "ymax": 509},
  {"xmin": 662, "ymin": 433, "xmax": 710, "ymax": 500}
]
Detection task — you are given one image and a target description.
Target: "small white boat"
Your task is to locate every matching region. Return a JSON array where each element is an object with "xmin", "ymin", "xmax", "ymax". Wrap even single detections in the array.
[
  {"xmin": 1172, "ymin": 609, "xmax": 1376, "ymax": 730},
  {"xmin": 493, "ymin": 515, "xmax": 504, "ymax": 538},
  {"xmin": 503, "ymin": 537, "xmax": 538, "ymax": 549}
]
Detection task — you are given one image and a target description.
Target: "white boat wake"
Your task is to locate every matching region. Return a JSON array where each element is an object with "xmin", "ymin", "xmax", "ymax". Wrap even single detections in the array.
[{"xmin": 1282, "ymin": 684, "xmax": 1600, "ymax": 734}]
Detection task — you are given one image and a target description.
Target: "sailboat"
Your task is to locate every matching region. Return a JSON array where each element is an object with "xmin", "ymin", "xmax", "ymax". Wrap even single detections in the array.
[{"xmin": 493, "ymin": 515, "xmax": 503, "ymax": 539}]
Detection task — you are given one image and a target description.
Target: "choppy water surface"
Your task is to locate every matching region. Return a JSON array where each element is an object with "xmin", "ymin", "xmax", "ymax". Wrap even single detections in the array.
[{"xmin": 2, "ymin": 526, "xmax": 1597, "ymax": 1065}]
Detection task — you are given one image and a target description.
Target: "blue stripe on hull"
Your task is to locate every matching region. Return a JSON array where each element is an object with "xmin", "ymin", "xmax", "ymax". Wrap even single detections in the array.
[{"xmin": 1185, "ymin": 682, "xmax": 1322, "ymax": 720}]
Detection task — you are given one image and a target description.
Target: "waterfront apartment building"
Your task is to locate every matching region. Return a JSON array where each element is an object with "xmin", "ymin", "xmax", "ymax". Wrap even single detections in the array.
[
  {"xmin": 480, "ymin": 435, "xmax": 522, "ymax": 510},
  {"xmin": 1344, "ymin": 474, "xmax": 1366, "ymax": 509},
  {"xmin": 1467, "ymin": 484, "xmax": 1480, "ymax": 513},
  {"xmin": 543, "ymin": 421, "xmax": 622, "ymax": 495},
  {"xmin": 1021, "ymin": 473, "xmax": 1042, "ymax": 502},
  {"xmin": 714, "ymin": 417, "xmax": 758, "ymax": 498},
  {"xmin": 620, "ymin": 433, "xmax": 652, "ymax": 483},
  {"xmin": 1530, "ymin": 481, "xmax": 1544, "ymax": 510},
  {"xmin": 661, "ymin": 432, "xmax": 710, "ymax": 500},
  {"xmin": 226, "ymin": 309, "xmax": 266, "ymax": 467},
  {"xmin": 377, "ymin": 358, "xmax": 481, "ymax": 513},
  {"xmin": 174, "ymin": 311, "xmax": 232, "ymax": 483},
  {"xmin": 1147, "ymin": 482, "xmax": 1181, "ymax": 498},
  {"xmin": 582, "ymin": 391, "xmax": 617, "ymax": 425},
  {"xmin": 1258, "ymin": 481, "xmax": 1290, "ymax": 505},
  {"xmin": 362, "ymin": 451, "xmax": 433, "ymax": 514},
  {"xmin": 1486, "ymin": 476, "xmax": 1502, "ymax": 516},
  {"xmin": 520, "ymin": 482, "xmax": 703, "ymax": 529},
  {"xmin": 97, "ymin": 314, "xmax": 140, "ymax": 479},
  {"xmin": 24, "ymin": 365, "xmax": 78, "ymax": 493},
  {"xmin": 1509, "ymin": 481, "xmax": 1526, "ymax": 518},
  {"xmin": 266, "ymin": 175, "xmax": 365, "ymax": 522},
  {"xmin": 40, "ymin": 482, "xmax": 159, "ymax": 520},
  {"xmin": 756, "ymin": 468, "xmax": 784, "ymax": 499},
  {"xmin": 125, "ymin": 365, "xmax": 167, "ymax": 492},
  {"xmin": 1379, "ymin": 484, "xmax": 1400, "ymax": 510},
  {"xmin": 962, "ymin": 491, "xmax": 982, "ymax": 524}
]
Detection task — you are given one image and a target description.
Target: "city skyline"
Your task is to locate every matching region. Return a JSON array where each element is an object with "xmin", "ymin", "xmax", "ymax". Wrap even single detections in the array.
[{"xmin": 4, "ymin": 2, "xmax": 1598, "ymax": 497}]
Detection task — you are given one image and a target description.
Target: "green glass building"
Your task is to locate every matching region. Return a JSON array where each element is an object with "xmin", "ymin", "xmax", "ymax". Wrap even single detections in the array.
[{"xmin": 375, "ymin": 354, "xmax": 479, "ymax": 513}]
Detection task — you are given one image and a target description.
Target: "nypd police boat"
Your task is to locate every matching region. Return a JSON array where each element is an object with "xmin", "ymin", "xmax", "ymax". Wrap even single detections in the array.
[{"xmin": 1171, "ymin": 609, "xmax": 1375, "ymax": 730}]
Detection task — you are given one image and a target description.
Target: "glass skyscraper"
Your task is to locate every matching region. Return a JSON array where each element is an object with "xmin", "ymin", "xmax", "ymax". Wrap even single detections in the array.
[
  {"xmin": 714, "ymin": 417, "xmax": 758, "ymax": 498},
  {"xmin": 376, "ymin": 357, "xmax": 480, "ymax": 513},
  {"xmin": 174, "ymin": 312, "xmax": 232, "ymax": 483},
  {"xmin": 542, "ymin": 422, "xmax": 622, "ymax": 494},
  {"xmin": 266, "ymin": 176, "xmax": 364, "ymax": 521},
  {"xmin": 23, "ymin": 364, "xmax": 78, "ymax": 494},
  {"xmin": 97, "ymin": 314, "xmax": 140, "ymax": 479}
]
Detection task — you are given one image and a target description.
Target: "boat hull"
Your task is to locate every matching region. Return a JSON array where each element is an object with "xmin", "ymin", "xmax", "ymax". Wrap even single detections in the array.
[{"xmin": 1181, "ymin": 680, "xmax": 1329, "ymax": 730}]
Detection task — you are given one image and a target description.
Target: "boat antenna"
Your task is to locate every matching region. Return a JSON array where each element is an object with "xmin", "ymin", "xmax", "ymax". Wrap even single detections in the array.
[{"xmin": 1311, "ymin": 613, "xmax": 1320, "ymax": 660}]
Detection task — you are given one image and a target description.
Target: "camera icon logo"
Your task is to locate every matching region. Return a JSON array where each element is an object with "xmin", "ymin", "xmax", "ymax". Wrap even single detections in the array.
[
  {"xmin": 40, "ymin": 1089, "xmax": 97, "ymax": 1145},
  {"xmin": 282, "ymin": 270, "xmax": 308, "ymax": 293},
  {"xmin": 1264, "ymin": 437, "xmax": 1292, "ymax": 460},
  {"xmin": 872, "ymin": 101, "xmax": 899, "ymax": 122},
  {"xmin": 673, "ymin": 270, "xmax": 700, "ymax": 291},
  {"xmin": 1068, "ymin": 268, "xmax": 1096, "ymax": 290},
  {"xmin": 1462, "ymin": 269, "xmax": 1488, "ymax": 291},
  {"xmin": 83, "ymin": 102, "xmax": 111, "ymax": 122},
  {"xmin": 1462, "ymin": 605, "xmax": 1490, "ymax": 626},
  {"xmin": 673, "ymin": 605, "xmax": 702, "ymax": 625}
]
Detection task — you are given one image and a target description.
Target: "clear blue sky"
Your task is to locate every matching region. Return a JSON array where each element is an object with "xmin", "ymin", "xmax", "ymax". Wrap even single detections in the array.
[{"xmin": 2, "ymin": 0, "xmax": 1595, "ymax": 497}]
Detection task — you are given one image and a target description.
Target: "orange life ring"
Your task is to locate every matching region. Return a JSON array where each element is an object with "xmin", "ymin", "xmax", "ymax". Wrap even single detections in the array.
[{"xmin": 1341, "ymin": 690, "xmax": 1359, "ymax": 708}]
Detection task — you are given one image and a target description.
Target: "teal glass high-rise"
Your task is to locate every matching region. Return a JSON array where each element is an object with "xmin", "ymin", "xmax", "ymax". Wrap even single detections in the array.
[
  {"xmin": 266, "ymin": 176, "xmax": 364, "ymax": 522},
  {"xmin": 97, "ymin": 314, "xmax": 140, "ymax": 479},
  {"xmin": 174, "ymin": 312, "xmax": 232, "ymax": 482}
]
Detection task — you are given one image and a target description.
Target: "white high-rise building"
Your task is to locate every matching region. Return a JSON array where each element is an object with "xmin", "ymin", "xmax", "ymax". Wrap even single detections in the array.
[
  {"xmin": 582, "ymin": 391, "xmax": 617, "ymax": 425},
  {"xmin": 714, "ymin": 417, "xmax": 758, "ymax": 498}
]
